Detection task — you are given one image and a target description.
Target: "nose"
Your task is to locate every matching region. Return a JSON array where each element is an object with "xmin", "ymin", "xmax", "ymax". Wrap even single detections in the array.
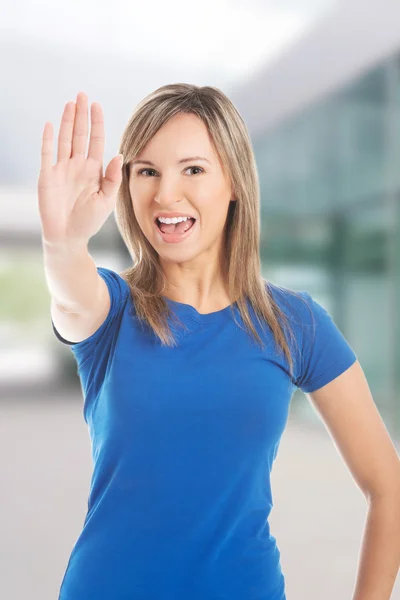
[{"xmin": 154, "ymin": 181, "xmax": 185, "ymax": 210}]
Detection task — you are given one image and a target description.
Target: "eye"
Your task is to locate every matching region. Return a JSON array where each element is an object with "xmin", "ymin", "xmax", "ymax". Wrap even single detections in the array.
[
  {"xmin": 137, "ymin": 166, "xmax": 204, "ymax": 177},
  {"xmin": 137, "ymin": 168, "xmax": 157, "ymax": 177},
  {"xmin": 185, "ymin": 166, "xmax": 204, "ymax": 175}
]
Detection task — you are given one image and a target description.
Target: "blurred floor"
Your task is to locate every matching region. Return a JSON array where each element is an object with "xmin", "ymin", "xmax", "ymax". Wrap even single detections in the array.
[{"xmin": 1, "ymin": 390, "xmax": 399, "ymax": 600}]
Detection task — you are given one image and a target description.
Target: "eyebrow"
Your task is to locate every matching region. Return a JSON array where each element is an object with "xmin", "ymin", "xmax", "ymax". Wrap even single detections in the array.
[{"xmin": 131, "ymin": 156, "xmax": 212, "ymax": 167}]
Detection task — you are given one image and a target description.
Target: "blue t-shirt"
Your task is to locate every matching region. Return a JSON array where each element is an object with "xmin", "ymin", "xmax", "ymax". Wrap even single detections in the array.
[{"xmin": 52, "ymin": 267, "xmax": 357, "ymax": 600}]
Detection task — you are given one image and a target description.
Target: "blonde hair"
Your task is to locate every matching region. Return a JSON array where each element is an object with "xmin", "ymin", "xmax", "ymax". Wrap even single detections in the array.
[{"xmin": 115, "ymin": 83, "xmax": 310, "ymax": 383}]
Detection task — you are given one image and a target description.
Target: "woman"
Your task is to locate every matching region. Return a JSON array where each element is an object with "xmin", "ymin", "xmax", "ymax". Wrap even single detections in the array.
[{"xmin": 39, "ymin": 85, "xmax": 400, "ymax": 600}]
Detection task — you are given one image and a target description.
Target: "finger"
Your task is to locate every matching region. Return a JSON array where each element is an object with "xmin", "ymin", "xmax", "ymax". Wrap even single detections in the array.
[
  {"xmin": 40, "ymin": 122, "xmax": 54, "ymax": 173},
  {"xmin": 71, "ymin": 92, "xmax": 89, "ymax": 157},
  {"xmin": 100, "ymin": 155, "xmax": 123, "ymax": 201},
  {"xmin": 57, "ymin": 102, "xmax": 76, "ymax": 162},
  {"xmin": 87, "ymin": 103, "xmax": 105, "ymax": 164}
]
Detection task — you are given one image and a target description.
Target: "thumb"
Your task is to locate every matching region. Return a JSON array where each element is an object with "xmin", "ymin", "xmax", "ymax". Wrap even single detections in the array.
[{"xmin": 101, "ymin": 154, "xmax": 124, "ymax": 200}]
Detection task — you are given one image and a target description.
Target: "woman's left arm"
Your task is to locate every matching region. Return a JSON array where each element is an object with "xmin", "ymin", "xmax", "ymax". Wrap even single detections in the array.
[{"xmin": 308, "ymin": 360, "xmax": 400, "ymax": 600}]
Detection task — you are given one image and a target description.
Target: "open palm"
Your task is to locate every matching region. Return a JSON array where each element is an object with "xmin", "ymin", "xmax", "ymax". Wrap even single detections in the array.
[{"xmin": 37, "ymin": 92, "xmax": 123, "ymax": 247}]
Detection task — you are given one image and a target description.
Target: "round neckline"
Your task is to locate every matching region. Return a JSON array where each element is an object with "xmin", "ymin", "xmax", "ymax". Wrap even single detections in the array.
[{"xmin": 163, "ymin": 296, "xmax": 236, "ymax": 323}]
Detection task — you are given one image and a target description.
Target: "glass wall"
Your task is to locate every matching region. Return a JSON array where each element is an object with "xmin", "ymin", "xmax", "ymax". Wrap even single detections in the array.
[{"xmin": 255, "ymin": 54, "xmax": 400, "ymax": 439}]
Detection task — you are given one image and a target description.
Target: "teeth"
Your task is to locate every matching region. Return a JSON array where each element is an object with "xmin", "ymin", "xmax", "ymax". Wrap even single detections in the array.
[{"xmin": 157, "ymin": 216, "xmax": 191, "ymax": 224}]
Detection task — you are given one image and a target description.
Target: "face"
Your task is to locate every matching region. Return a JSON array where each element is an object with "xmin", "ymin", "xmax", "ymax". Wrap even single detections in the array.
[{"xmin": 128, "ymin": 112, "xmax": 235, "ymax": 269}]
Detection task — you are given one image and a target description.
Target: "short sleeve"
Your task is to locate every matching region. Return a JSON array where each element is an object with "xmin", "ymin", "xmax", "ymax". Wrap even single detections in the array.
[
  {"xmin": 293, "ymin": 291, "xmax": 358, "ymax": 393},
  {"xmin": 51, "ymin": 266, "xmax": 130, "ymax": 376}
]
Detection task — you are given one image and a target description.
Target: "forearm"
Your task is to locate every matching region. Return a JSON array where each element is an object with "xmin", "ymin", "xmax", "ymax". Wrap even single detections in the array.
[
  {"xmin": 42, "ymin": 237, "xmax": 97, "ymax": 314},
  {"xmin": 352, "ymin": 493, "xmax": 400, "ymax": 600}
]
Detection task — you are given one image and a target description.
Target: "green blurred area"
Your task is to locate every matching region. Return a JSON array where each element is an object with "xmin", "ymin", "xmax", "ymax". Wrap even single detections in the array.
[{"xmin": 0, "ymin": 256, "xmax": 50, "ymax": 325}]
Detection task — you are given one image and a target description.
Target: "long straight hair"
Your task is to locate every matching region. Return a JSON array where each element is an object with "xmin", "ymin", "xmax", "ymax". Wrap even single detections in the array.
[{"xmin": 115, "ymin": 83, "xmax": 311, "ymax": 383}]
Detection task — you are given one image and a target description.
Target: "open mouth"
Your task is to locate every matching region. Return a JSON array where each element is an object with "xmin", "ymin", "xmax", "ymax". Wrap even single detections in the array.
[{"xmin": 154, "ymin": 217, "xmax": 196, "ymax": 235}]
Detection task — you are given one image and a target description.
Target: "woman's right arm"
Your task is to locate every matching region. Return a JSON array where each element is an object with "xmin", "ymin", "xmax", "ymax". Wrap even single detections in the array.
[
  {"xmin": 43, "ymin": 239, "xmax": 110, "ymax": 344},
  {"xmin": 37, "ymin": 91, "xmax": 123, "ymax": 343}
]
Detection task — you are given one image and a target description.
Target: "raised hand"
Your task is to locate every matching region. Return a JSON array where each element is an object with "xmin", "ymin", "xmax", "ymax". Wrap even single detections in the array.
[{"xmin": 38, "ymin": 92, "xmax": 123, "ymax": 247}]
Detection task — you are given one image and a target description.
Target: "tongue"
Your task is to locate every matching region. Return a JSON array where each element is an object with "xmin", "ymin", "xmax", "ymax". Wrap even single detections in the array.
[{"xmin": 159, "ymin": 219, "xmax": 194, "ymax": 234}]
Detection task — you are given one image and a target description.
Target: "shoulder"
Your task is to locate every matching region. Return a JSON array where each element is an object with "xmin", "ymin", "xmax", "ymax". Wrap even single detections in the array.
[
  {"xmin": 263, "ymin": 279, "xmax": 315, "ymax": 324},
  {"xmin": 95, "ymin": 266, "xmax": 132, "ymax": 312},
  {"xmin": 97, "ymin": 266, "xmax": 130, "ymax": 292}
]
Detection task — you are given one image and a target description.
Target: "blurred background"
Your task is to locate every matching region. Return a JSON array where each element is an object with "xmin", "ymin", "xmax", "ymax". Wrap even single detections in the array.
[{"xmin": 1, "ymin": 0, "xmax": 400, "ymax": 598}]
